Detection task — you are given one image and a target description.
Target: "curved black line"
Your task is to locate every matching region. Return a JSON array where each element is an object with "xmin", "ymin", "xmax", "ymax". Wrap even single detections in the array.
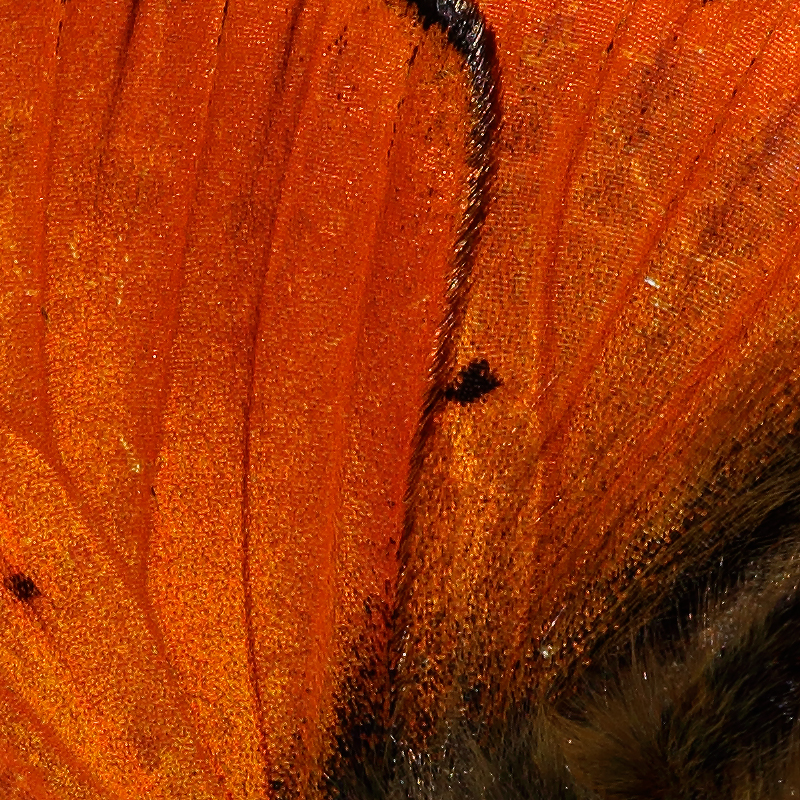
[
  {"xmin": 389, "ymin": 0, "xmax": 502, "ymax": 737},
  {"xmin": 395, "ymin": 0, "xmax": 501, "ymax": 601},
  {"xmin": 328, "ymin": 3, "xmax": 501, "ymax": 793},
  {"xmin": 410, "ymin": 0, "xmax": 500, "ymax": 409},
  {"xmin": 396, "ymin": 1, "xmax": 501, "ymax": 510},
  {"xmin": 391, "ymin": 0, "xmax": 502, "ymax": 768}
]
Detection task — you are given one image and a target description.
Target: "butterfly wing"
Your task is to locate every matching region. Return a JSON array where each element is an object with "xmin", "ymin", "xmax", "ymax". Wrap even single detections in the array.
[
  {"xmin": 395, "ymin": 0, "xmax": 800, "ymax": 737},
  {"xmin": 0, "ymin": 0, "xmax": 463, "ymax": 796},
  {"xmin": 3, "ymin": 0, "xmax": 800, "ymax": 798}
]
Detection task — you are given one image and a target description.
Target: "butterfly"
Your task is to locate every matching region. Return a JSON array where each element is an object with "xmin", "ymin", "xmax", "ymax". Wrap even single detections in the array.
[{"xmin": 1, "ymin": 0, "xmax": 800, "ymax": 798}]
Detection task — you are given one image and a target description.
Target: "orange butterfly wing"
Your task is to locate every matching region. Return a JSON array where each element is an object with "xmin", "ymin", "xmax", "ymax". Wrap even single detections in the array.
[
  {"xmin": 2, "ymin": 0, "xmax": 800, "ymax": 798},
  {"xmin": 397, "ymin": 0, "xmax": 800, "ymax": 733},
  {"xmin": 0, "ymin": 0, "xmax": 465, "ymax": 796}
]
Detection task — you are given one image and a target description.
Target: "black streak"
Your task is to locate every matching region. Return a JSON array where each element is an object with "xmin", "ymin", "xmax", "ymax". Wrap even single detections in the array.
[
  {"xmin": 445, "ymin": 359, "xmax": 501, "ymax": 404},
  {"xmin": 278, "ymin": 1, "xmax": 307, "ymax": 87},
  {"xmin": 4, "ymin": 573, "xmax": 40, "ymax": 603},
  {"xmin": 409, "ymin": 0, "xmax": 499, "ymax": 297},
  {"xmin": 217, "ymin": 0, "xmax": 229, "ymax": 48},
  {"xmin": 400, "ymin": 0, "xmax": 501, "ymax": 442},
  {"xmin": 405, "ymin": 0, "xmax": 500, "ymax": 413},
  {"xmin": 329, "ymin": 4, "xmax": 502, "ymax": 791},
  {"xmin": 400, "ymin": 0, "xmax": 501, "ymax": 677}
]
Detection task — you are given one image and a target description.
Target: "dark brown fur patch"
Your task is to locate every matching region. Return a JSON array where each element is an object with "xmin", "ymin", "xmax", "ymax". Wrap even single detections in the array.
[{"xmin": 332, "ymin": 450, "xmax": 800, "ymax": 799}]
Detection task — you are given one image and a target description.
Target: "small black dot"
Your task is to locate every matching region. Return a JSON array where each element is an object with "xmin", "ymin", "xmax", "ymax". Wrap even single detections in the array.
[
  {"xmin": 444, "ymin": 359, "xmax": 502, "ymax": 405},
  {"xmin": 4, "ymin": 572, "xmax": 40, "ymax": 603}
]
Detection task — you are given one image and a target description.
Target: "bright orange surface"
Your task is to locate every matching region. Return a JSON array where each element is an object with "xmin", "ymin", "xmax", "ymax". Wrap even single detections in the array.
[
  {"xmin": 397, "ymin": 0, "xmax": 800, "ymax": 734},
  {"xmin": 0, "ymin": 0, "xmax": 462, "ymax": 796},
  {"xmin": 2, "ymin": 0, "xmax": 800, "ymax": 797}
]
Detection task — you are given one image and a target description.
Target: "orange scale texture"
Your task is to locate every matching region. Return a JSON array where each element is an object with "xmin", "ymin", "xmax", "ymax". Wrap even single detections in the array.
[
  {"xmin": 2, "ymin": 0, "xmax": 800, "ymax": 798},
  {"xmin": 396, "ymin": 0, "xmax": 800, "ymax": 733},
  {"xmin": 1, "ymin": 0, "xmax": 463, "ymax": 796}
]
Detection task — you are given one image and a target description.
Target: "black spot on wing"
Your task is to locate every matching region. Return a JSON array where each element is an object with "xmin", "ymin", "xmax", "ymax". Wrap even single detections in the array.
[
  {"xmin": 405, "ymin": 0, "xmax": 500, "ymax": 402},
  {"xmin": 444, "ymin": 359, "xmax": 501, "ymax": 404},
  {"xmin": 4, "ymin": 572, "xmax": 40, "ymax": 603}
]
